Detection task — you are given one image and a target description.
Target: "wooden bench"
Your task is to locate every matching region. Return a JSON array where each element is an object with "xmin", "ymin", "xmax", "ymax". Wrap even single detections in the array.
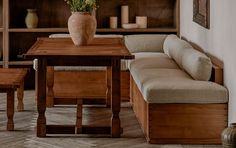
[
  {"xmin": 129, "ymin": 36, "xmax": 228, "ymax": 144},
  {"xmin": 0, "ymin": 68, "xmax": 27, "ymax": 131}
]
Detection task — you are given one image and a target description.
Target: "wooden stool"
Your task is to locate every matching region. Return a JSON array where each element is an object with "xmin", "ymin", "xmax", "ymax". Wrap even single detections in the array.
[{"xmin": 0, "ymin": 68, "xmax": 27, "ymax": 131}]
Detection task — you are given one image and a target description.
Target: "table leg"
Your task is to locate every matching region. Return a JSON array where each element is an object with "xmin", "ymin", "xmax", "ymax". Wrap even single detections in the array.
[
  {"xmin": 106, "ymin": 66, "xmax": 111, "ymax": 107},
  {"xmin": 76, "ymin": 99, "xmax": 82, "ymax": 134},
  {"xmin": 7, "ymin": 89, "xmax": 14, "ymax": 131},
  {"xmin": 37, "ymin": 59, "xmax": 47, "ymax": 137},
  {"xmin": 111, "ymin": 59, "xmax": 121, "ymax": 138},
  {"xmin": 46, "ymin": 66, "xmax": 54, "ymax": 107},
  {"xmin": 17, "ymin": 80, "xmax": 24, "ymax": 111}
]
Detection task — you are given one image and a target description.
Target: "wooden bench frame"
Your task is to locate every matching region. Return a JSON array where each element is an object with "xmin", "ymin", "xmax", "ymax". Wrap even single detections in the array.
[
  {"xmin": 130, "ymin": 39, "xmax": 228, "ymax": 144},
  {"xmin": 131, "ymin": 77, "xmax": 227, "ymax": 144}
]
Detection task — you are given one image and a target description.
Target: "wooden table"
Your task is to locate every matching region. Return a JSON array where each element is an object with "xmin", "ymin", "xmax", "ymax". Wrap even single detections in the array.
[
  {"xmin": 25, "ymin": 37, "xmax": 134, "ymax": 137},
  {"xmin": 0, "ymin": 68, "xmax": 27, "ymax": 130}
]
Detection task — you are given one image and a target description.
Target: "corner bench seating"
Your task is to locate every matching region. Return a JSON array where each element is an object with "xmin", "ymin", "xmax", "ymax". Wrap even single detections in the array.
[
  {"xmin": 46, "ymin": 34, "xmax": 228, "ymax": 144},
  {"xmin": 126, "ymin": 34, "xmax": 228, "ymax": 144}
]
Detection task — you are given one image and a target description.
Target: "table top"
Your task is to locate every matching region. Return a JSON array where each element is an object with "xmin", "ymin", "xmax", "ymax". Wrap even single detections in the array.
[{"xmin": 25, "ymin": 37, "xmax": 134, "ymax": 60}]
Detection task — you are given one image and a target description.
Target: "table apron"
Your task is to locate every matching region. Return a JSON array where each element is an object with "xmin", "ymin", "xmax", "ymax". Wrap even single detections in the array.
[{"xmin": 46, "ymin": 58, "xmax": 118, "ymax": 66}]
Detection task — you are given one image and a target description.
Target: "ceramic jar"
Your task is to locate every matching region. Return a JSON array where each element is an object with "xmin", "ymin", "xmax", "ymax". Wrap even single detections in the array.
[
  {"xmin": 68, "ymin": 12, "xmax": 97, "ymax": 46},
  {"xmin": 221, "ymin": 123, "xmax": 236, "ymax": 148},
  {"xmin": 25, "ymin": 9, "xmax": 38, "ymax": 28}
]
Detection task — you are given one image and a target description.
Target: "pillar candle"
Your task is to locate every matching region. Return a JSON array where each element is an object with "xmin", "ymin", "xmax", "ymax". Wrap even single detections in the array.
[
  {"xmin": 110, "ymin": 16, "xmax": 118, "ymax": 29},
  {"xmin": 121, "ymin": 5, "xmax": 129, "ymax": 25},
  {"xmin": 136, "ymin": 16, "xmax": 147, "ymax": 28}
]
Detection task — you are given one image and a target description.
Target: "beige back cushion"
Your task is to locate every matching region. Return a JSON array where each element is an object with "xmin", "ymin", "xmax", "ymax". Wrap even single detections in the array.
[
  {"xmin": 124, "ymin": 34, "xmax": 167, "ymax": 53},
  {"xmin": 163, "ymin": 35, "xmax": 193, "ymax": 66},
  {"xmin": 181, "ymin": 48, "xmax": 212, "ymax": 81},
  {"xmin": 164, "ymin": 35, "xmax": 212, "ymax": 81},
  {"xmin": 163, "ymin": 35, "xmax": 186, "ymax": 56}
]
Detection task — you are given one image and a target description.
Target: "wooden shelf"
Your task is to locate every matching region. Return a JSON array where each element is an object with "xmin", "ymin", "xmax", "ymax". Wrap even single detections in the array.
[
  {"xmin": 0, "ymin": 28, "xmax": 3, "ymax": 32},
  {"xmin": 9, "ymin": 28, "xmax": 68, "ymax": 33},
  {"xmin": 8, "ymin": 60, "xmax": 33, "ymax": 66},
  {"xmin": 8, "ymin": 27, "xmax": 177, "ymax": 33},
  {"xmin": 97, "ymin": 28, "xmax": 178, "ymax": 33}
]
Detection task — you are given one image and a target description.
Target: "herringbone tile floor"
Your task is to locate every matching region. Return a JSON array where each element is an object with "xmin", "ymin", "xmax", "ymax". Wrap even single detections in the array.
[{"xmin": 0, "ymin": 91, "xmax": 222, "ymax": 148}]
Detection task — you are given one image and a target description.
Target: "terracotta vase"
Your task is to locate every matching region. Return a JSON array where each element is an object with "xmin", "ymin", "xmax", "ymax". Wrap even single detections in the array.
[
  {"xmin": 222, "ymin": 123, "xmax": 236, "ymax": 148},
  {"xmin": 68, "ymin": 12, "xmax": 97, "ymax": 46}
]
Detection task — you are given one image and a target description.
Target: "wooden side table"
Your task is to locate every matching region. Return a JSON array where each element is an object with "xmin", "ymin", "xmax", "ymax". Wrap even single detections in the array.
[{"xmin": 0, "ymin": 68, "xmax": 27, "ymax": 131}]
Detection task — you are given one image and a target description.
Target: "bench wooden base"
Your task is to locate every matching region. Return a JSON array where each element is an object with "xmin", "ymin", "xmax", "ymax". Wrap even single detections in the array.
[
  {"xmin": 0, "ymin": 68, "xmax": 27, "ymax": 131},
  {"xmin": 131, "ymin": 77, "xmax": 228, "ymax": 144}
]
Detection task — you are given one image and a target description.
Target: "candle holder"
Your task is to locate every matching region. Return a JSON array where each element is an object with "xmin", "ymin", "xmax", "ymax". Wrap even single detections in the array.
[
  {"xmin": 136, "ymin": 16, "xmax": 147, "ymax": 28},
  {"xmin": 121, "ymin": 5, "xmax": 129, "ymax": 26},
  {"xmin": 110, "ymin": 16, "xmax": 118, "ymax": 29}
]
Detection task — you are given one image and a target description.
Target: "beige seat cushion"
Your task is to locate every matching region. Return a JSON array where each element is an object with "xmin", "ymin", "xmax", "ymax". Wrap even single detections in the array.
[
  {"xmin": 125, "ymin": 34, "xmax": 167, "ymax": 53},
  {"xmin": 131, "ymin": 68, "xmax": 228, "ymax": 104},
  {"xmin": 128, "ymin": 52, "xmax": 179, "ymax": 71},
  {"xmin": 131, "ymin": 68, "xmax": 190, "ymax": 91}
]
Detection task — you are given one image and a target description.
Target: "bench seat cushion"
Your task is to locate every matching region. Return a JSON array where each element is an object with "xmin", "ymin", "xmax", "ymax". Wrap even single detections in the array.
[
  {"xmin": 131, "ymin": 68, "xmax": 228, "ymax": 104},
  {"xmin": 128, "ymin": 52, "xmax": 179, "ymax": 71}
]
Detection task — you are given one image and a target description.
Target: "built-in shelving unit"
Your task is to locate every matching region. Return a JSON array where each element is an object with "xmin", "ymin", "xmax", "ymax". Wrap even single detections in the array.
[{"xmin": 1, "ymin": 0, "xmax": 179, "ymax": 87}]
